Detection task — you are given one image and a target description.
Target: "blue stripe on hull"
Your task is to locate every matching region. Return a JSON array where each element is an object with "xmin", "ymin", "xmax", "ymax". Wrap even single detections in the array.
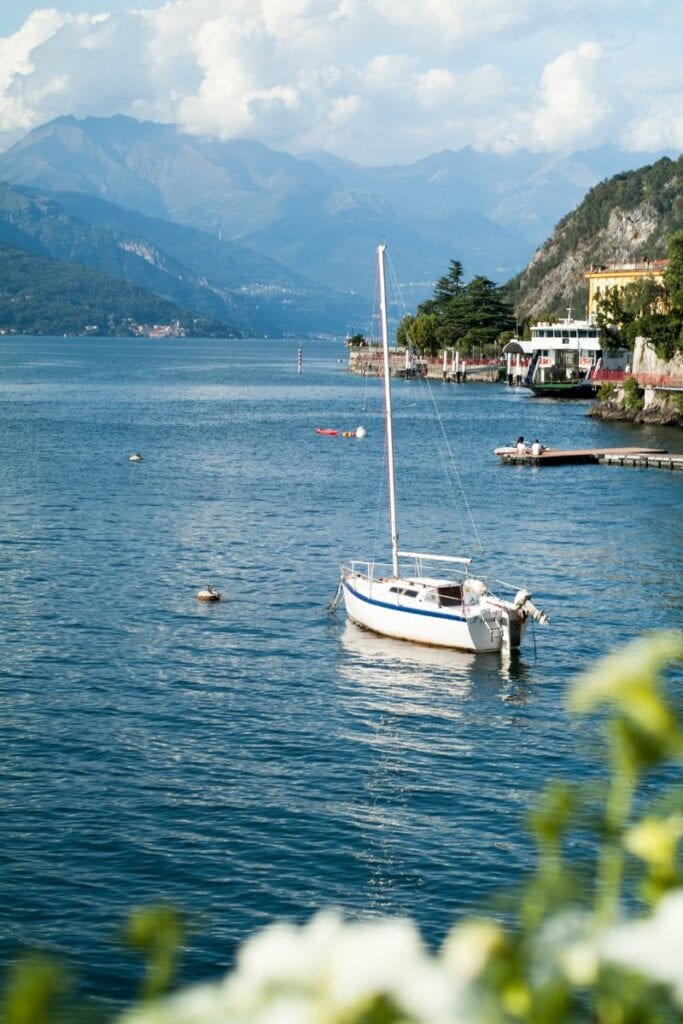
[{"xmin": 343, "ymin": 579, "xmax": 467, "ymax": 623}]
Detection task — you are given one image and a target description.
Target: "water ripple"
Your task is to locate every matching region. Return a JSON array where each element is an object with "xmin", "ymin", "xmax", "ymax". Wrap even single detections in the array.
[{"xmin": 1, "ymin": 336, "xmax": 681, "ymax": 1001}]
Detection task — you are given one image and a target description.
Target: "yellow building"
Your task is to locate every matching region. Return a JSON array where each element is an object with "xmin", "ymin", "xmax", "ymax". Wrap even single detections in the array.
[{"xmin": 585, "ymin": 259, "xmax": 668, "ymax": 318}]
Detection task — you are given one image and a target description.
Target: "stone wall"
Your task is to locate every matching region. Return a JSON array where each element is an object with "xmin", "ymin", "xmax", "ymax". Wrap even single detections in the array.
[
  {"xmin": 632, "ymin": 336, "xmax": 683, "ymax": 378},
  {"xmin": 590, "ymin": 338, "xmax": 683, "ymax": 426}
]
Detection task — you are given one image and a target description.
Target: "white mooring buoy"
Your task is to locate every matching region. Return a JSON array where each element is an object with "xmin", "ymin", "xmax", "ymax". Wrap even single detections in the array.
[
  {"xmin": 197, "ymin": 585, "xmax": 222, "ymax": 602},
  {"xmin": 128, "ymin": 452, "xmax": 144, "ymax": 462}
]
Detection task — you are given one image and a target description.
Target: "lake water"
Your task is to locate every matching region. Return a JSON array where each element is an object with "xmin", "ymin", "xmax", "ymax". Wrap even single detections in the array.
[{"xmin": 1, "ymin": 336, "xmax": 681, "ymax": 1009}]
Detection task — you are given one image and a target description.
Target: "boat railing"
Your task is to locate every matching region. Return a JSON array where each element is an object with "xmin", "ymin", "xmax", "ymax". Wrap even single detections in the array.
[
  {"xmin": 342, "ymin": 560, "xmax": 388, "ymax": 580},
  {"xmin": 343, "ymin": 555, "xmax": 475, "ymax": 582},
  {"xmin": 485, "ymin": 574, "xmax": 530, "ymax": 597}
]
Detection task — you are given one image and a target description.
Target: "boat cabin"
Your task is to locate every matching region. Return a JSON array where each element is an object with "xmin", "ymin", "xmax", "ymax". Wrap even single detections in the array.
[{"xmin": 392, "ymin": 576, "xmax": 465, "ymax": 610}]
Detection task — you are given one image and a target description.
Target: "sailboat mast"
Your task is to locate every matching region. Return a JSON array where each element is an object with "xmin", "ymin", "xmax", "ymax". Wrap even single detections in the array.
[{"xmin": 377, "ymin": 244, "xmax": 399, "ymax": 578}]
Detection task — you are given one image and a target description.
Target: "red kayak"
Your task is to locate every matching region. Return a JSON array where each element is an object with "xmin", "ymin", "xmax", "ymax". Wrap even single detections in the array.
[{"xmin": 315, "ymin": 428, "xmax": 339, "ymax": 436}]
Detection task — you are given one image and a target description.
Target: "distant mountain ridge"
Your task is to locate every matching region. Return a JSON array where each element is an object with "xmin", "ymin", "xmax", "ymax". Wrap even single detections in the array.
[
  {"xmin": 0, "ymin": 114, "xmax": 673, "ymax": 305},
  {"xmin": 0, "ymin": 181, "xmax": 364, "ymax": 336},
  {"xmin": 507, "ymin": 155, "xmax": 683, "ymax": 319}
]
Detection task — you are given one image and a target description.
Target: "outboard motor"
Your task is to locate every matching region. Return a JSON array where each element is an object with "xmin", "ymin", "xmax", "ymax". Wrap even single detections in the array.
[{"xmin": 513, "ymin": 589, "xmax": 549, "ymax": 625}]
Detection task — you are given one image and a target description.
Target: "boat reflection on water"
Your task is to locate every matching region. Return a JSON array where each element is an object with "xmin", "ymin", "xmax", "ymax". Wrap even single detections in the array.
[
  {"xmin": 340, "ymin": 620, "xmax": 476, "ymax": 682},
  {"xmin": 333, "ymin": 626, "xmax": 533, "ymax": 915},
  {"xmin": 337, "ymin": 623, "xmax": 479, "ymax": 726},
  {"xmin": 337, "ymin": 621, "xmax": 531, "ymax": 705}
]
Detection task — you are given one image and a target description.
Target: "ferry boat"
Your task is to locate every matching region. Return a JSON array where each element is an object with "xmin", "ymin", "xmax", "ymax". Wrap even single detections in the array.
[{"xmin": 503, "ymin": 315, "xmax": 628, "ymax": 398}]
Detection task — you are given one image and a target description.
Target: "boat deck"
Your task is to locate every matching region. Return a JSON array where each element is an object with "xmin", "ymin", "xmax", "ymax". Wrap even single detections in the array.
[{"xmin": 498, "ymin": 446, "xmax": 673, "ymax": 467}]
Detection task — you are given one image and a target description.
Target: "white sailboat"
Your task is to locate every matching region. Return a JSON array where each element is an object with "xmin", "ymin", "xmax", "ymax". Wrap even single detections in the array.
[{"xmin": 340, "ymin": 244, "xmax": 548, "ymax": 654}]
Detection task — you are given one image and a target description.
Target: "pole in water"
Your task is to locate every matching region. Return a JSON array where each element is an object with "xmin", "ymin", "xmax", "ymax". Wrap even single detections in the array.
[{"xmin": 297, "ymin": 346, "xmax": 302, "ymax": 375}]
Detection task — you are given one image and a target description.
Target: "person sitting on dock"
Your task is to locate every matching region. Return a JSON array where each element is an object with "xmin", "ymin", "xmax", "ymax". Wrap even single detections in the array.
[
  {"xmin": 531, "ymin": 439, "xmax": 544, "ymax": 456},
  {"xmin": 516, "ymin": 436, "xmax": 527, "ymax": 454}
]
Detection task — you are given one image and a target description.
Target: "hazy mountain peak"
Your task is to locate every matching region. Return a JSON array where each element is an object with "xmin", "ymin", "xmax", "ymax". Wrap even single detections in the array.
[{"xmin": 0, "ymin": 114, "xmax": 678, "ymax": 307}]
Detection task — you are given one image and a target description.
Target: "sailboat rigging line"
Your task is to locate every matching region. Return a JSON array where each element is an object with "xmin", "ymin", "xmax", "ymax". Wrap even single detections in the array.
[
  {"xmin": 370, "ymin": 431, "xmax": 388, "ymax": 572},
  {"xmin": 360, "ymin": 290, "xmax": 379, "ymax": 409},
  {"xmin": 384, "ymin": 252, "xmax": 484, "ymax": 556},
  {"xmin": 326, "ymin": 578, "xmax": 344, "ymax": 613},
  {"xmin": 422, "ymin": 380, "xmax": 485, "ymax": 555}
]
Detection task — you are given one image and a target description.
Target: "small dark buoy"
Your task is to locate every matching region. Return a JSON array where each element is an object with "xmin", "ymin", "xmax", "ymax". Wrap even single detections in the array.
[
  {"xmin": 128, "ymin": 453, "xmax": 143, "ymax": 462},
  {"xmin": 197, "ymin": 585, "xmax": 221, "ymax": 602}
]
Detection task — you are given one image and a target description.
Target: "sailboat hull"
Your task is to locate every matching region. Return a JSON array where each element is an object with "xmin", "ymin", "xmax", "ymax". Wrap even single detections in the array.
[{"xmin": 342, "ymin": 574, "xmax": 524, "ymax": 653}]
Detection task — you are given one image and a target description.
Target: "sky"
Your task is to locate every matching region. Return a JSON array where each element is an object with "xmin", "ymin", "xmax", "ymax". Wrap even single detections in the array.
[{"xmin": 0, "ymin": 0, "xmax": 682, "ymax": 164}]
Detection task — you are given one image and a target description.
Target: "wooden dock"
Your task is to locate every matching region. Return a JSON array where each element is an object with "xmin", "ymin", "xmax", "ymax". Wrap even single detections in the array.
[
  {"xmin": 498, "ymin": 446, "xmax": 676, "ymax": 468},
  {"xmin": 600, "ymin": 451, "xmax": 683, "ymax": 471}
]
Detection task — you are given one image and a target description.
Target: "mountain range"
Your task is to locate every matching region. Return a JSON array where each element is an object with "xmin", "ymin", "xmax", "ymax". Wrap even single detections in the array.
[{"xmin": 0, "ymin": 113, "xmax": 678, "ymax": 335}]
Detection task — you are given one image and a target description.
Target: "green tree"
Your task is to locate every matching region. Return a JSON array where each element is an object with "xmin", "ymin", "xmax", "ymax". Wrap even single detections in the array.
[
  {"xmin": 396, "ymin": 314, "xmax": 414, "ymax": 349},
  {"xmin": 594, "ymin": 232, "xmax": 683, "ymax": 357},
  {"xmin": 434, "ymin": 260, "xmax": 465, "ymax": 302},
  {"xmin": 414, "ymin": 263, "xmax": 514, "ymax": 353},
  {"xmin": 664, "ymin": 230, "xmax": 683, "ymax": 313},
  {"xmin": 419, "ymin": 260, "xmax": 464, "ymax": 316},
  {"xmin": 397, "ymin": 312, "xmax": 439, "ymax": 355}
]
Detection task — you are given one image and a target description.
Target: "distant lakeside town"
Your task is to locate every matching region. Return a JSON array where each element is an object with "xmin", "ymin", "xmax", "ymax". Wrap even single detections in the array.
[
  {"xmin": 0, "ymin": 320, "xmax": 189, "ymax": 338},
  {"xmin": 347, "ymin": 254, "xmax": 683, "ymax": 427}
]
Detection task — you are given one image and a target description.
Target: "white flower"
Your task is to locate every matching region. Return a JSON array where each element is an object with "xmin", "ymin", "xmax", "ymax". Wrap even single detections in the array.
[
  {"xmin": 119, "ymin": 981, "xmax": 230, "ymax": 1024},
  {"xmin": 600, "ymin": 888, "xmax": 683, "ymax": 1006},
  {"xmin": 237, "ymin": 913, "xmax": 341, "ymax": 989},
  {"xmin": 323, "ymin": 916, "xmax": 428, "ymax": 1009},
  {"xmin": 120, "ymin": 911, "xmax": 488, "ymax": 1024},
  {"xmin": 441, "ymin": 920, "xmax": 504, "ymax": 982},
  {"xmin": 392, "ymin": 958, "xmax": 466, "ymax": 1022},
  {"xmin": 532, "ymin": 910, "xmax": 600, "ymax": 987}
]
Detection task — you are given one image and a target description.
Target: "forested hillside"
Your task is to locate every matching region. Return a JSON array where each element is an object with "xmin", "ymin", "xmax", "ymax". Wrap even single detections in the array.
[
  {"xmin": 506, "ymin": 156, "xmax": 683, "ymax": 319},
  {"xmin": 0, "ymin": 243, "xmax": 232, "ymax": 336},
  {"xmin": 0, "ymin": 182, "xmax": 362, "ymax": 336}
]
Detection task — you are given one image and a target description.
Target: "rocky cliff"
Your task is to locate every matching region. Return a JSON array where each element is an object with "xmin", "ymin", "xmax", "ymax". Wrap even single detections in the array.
[{"xmin": 507, "ymin": 156, "xmax": 683, "ymax": 319}]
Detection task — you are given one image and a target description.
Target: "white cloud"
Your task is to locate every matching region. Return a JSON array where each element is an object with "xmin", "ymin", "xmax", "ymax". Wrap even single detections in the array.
[
  {"xmin": 622, "ymin": 103, "xmax": 683, "ymax": 152},
  {"xmin": 618, "ymin": 64, "xmax": 683, "ymax": 153},
  {"xmin": 0, "ymin": 9, "xmax": 67, "ymax": 132},
  {"xmin": 371, "ymin": 0, "xmax": 531, "ymax": 44},
  {"xmin": 0, "ymin": 1, "xmax": 678, "ymax": 162},
  {"xmin": 529, "ymin": 42, "xmax": 611, "ymax": 151}
]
